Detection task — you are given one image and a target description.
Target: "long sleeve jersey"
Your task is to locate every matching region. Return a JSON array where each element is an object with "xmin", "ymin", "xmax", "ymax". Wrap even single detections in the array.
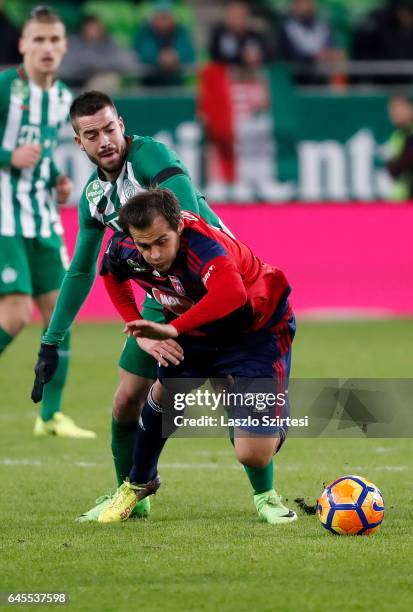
[{"xmin": 101, "ymin": 212, "xmax": 291, "ymax": 340}]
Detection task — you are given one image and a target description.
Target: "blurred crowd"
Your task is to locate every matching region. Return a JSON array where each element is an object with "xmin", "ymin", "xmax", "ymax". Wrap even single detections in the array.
[{"xmin": 2, "ymin": 0, "xmax": 413, "ymax": 89}]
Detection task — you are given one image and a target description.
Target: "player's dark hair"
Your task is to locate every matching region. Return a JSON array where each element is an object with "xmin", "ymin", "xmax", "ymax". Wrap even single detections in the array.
[
  {"xmin": 70, "ymin": 91, "xmax": 117, "ymax": 133},
  {"xmin": 119, "ymin": 188, "xmax": 182, "ymax": 233},
  {"xmin": 23, "ymin": 5, "xmax": 64, "ymax": 33},
  {"xmin": 389, "ymin": 92, "xmax": 412, "ymax": 106}
]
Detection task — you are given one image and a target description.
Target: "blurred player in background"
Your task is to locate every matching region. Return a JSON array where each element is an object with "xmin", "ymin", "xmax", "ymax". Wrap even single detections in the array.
[
  {"xmin": 0, "ymin": 6, "xmax": 95, "ymax": 439},
  {"xmin": 97, "ymin": 187, "xmax": 297, "ymax": 524},
  {"xmin": 386, "ymin": 93, "xmax": 413, "ymax": 200},
  {"xmin": 31, "ymin": 90, "xmax": 287, "ymax": 523}
]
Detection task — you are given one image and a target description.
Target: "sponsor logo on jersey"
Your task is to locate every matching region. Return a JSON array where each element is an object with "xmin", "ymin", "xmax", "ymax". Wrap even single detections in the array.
[
  {"xmin": 86, "ymin": 180, "xmax": 104, "ymax": 205},
  {"xmin": 123, "ymin": 178, "xmax": 137, "ymax": 199},
  {"xmin": 152, "ymin": 288, "xmax": 194, "ymax": 315},
  {"xmin": 1, "ymin": 266, "xmax": 17, "ymax": 284},
  {"xmin": 126, "ymin": 258, "xmax": 147, "ymax": 272},
  {"xmin": 17, "ymin": 125, "xmax": 41, "ymax": 146},
  {"xmin": 202, "ymin": 264, "xmax": 215, "ymax": 285},
  {"xmin": 168, "ymin": 275, "xmax": 186, "ymax": 296}
]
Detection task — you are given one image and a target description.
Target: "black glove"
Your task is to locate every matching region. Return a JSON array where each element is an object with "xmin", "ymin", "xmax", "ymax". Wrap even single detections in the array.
[{"xmin": 31, "ymin": 343, "xmax": 59, "ymax": 403}]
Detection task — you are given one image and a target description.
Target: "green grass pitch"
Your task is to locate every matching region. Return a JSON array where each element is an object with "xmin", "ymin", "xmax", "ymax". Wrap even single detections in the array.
[{"xmin": 1, "ymin": 320, "xmax": 412, "ymax": 611}]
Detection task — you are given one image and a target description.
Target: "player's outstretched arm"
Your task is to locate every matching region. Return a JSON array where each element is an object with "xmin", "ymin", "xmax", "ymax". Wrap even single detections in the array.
[
  {"xmin": 102, "ymin": 271, "xmax": 141, "ymax": 323},
  {"xmin": 170, "ymin": 257, "xmax": 248, "ymax": 336},
  {"xmin": 103, "ymin": 268, "xmax": 183, "ymax": 366},
  {"xmin": 125, "ymin": 258, "xmax": 247, "ymax": 340},
  {"xmin": 136, "ymin": 337, "xmax": 184, "ymax": 367},
  {"xmin": 42, "ymin": 223, "xmax": 104, "ymax": 346},
  {"xmin": 31, "ymin": 222, "xmax": 104, "ymax": 402},
  {"xmin": 125, "ymin": 320, "xmax": 178, "ymax": 341}
]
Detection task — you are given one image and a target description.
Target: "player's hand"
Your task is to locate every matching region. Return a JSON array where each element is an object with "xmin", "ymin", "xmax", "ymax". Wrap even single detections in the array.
[
  {"xmin": 11, "ymin": 144, "xmax": 41, "ymax": 169},
  {"xmin": 31, "ymin": 343, "xmax": 59, "ymax": 403},
  {"xmin": 124, "ymin": 320, "xmax": 178, "ymax": 340},
  {"xmin": 56, "ymin": 175, "xmax": 73, "ymax": 204},
  {"xmin": 137, "ymin": 337, "xmax": 184, "ymax": 367}
]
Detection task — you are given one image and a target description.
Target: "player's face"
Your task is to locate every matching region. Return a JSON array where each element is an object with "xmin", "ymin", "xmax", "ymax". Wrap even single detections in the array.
[
  {"xmin": 129, "ymin": 215, "xmax": 184, "ymax": 274},
  {"xmin": 389, "ymin": 99, "xmax": 413, "ymax": 127},
  {"xmin": 74, "ymin": 107, "xmax": 127, "ymax": 179},
  {"xmin": 19, "ymin": 21, "xmax": 67, "ymax": 76}
]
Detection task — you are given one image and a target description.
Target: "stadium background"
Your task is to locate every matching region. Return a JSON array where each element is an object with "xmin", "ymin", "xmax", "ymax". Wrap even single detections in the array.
[
  {"xmin": 0, "ymin": 0, "xmax": 407, "ymax": 319},
  {"xmin": 1, "ymin": 1, "xmax": 412, "ymax": 611}
]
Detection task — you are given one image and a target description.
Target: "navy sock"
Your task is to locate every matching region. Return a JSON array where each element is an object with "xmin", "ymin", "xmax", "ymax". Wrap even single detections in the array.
[{"xmin": 129, "ymin": 387, "xmax": 177, "ymax": 484}]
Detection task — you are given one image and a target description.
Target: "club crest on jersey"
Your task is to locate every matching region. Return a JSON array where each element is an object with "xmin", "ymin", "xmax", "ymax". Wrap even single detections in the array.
[
  {"xmin": 168, "ymin": 275, "xmax": 186, "ymax": 296},
  {"xmin": 11, "ymin": 78, "xmax": 29, "ymax": 101},
  {"xmin": 126, "ymin": 259, "xmax": 147, "ymax": 272},
  {"xmin": 1, "ymin": 266, "xmax": 17, "ymax": 284},
  {"xmin": 123, "ymin": 178, "xmax": 137, "ymax": 199},
  {"xmin": 86, "ymin": 180, "xmax": 104, "ymax": 205}
]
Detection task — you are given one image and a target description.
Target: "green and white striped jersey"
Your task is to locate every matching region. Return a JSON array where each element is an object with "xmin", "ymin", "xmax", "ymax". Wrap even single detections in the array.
[{"xmin": 0, "ymin": 66, "xmax": 72, "ymax": 238}]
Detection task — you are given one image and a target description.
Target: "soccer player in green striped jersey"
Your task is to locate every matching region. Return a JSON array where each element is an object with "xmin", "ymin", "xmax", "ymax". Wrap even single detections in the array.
[
  {"xmin": 33, "ymin": 91, "xmax": 280, "ymax": 522},
  {"xmin": 0, "ymin": 7, "xmax": 95, "ymax": 439}
]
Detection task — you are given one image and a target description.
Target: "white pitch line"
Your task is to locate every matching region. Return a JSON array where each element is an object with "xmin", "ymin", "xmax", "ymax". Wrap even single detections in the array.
[
  {"xmin": 0, "ymin": 458, "xmax": 42, "ymax": 466},
  {"xmin": 160, "ymin": 462, "xmax": 218, "ymax": 469},
  {"xmin": 343, "ymin": 465, "xmax": 408, "ymax": 473},
  {"xmin": 2, "ymin": 458, "xmax": 407, "ymax": 472},
  {"xmin": 0, "ymin": 458, "xmax": 219, "ymax": 470}
]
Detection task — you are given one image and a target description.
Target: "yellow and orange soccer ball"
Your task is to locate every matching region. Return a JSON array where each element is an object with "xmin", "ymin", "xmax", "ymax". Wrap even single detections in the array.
[{"xmin": 317, "ymin": 475, "xmax": 384, "ymax": 535}]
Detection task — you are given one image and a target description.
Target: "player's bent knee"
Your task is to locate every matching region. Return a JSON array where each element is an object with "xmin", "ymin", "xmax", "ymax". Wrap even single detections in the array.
[
  {"xmin": 236, "ymin": 449, "xmax": 273, "ymax": 469},
  {"xmin": 0, "ymin": 294, "xmax": 32, "ymax": 335},
  {"xmin": 112, "ymin": 372, "xmax": 152, "ymax": 422}
]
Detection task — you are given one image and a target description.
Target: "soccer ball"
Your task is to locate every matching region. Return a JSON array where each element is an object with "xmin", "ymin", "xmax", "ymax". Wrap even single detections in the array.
[{"xmin": 317, "ymin": 475, "xmax": 384, "ymax": 535}]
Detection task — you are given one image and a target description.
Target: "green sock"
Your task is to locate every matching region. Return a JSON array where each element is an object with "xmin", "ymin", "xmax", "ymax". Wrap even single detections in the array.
[
  {"xmin": 41, "ymin": 331, "xmax": 70, "ymax": 421},
  {"xmin": 0, "ymin": 326, "xmax": 13, "ymax": 355},
  {"xmin": 111, "ymin": 416, "xmax": 137, "ymax": 486},
  {"xmin": 243, "ymin": 461, "xmax": 274, "ymax": 495},
  {"xmin": 227, "ymin": 423, "xmax": 274, "ymax": 494}
]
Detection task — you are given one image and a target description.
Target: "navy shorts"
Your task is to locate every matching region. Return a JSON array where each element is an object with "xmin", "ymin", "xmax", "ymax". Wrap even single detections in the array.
[{"xmin": 158, "ymin": 312, "xmax": 296, "ymax": 440}]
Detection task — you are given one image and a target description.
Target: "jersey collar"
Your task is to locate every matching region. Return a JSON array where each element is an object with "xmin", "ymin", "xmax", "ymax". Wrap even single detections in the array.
[{"xmin": 17, "ymin": 64, "xmax": 28, "ymax": 80}]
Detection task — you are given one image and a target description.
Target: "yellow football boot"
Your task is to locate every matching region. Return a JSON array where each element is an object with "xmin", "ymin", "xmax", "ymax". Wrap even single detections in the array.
[
  {"xmin": 98, "ymin": 477, "xmax": 160, "ymax": 523},
  {"xmin": 33, "ymin": 412, "xmax": 97, "ymax": 439}
]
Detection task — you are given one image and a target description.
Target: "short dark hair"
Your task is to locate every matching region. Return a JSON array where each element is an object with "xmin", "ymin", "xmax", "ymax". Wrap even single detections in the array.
[
  {"xmin": 119, "ymin": 188, "xmax": 182, "ymax": 233},
  {"xmin": 23, "ymin": 6, "xmax": 64, "ymax": 33},
  {"xmin": 81, "ymin": 14, "xmax": 103, "ymax": 27},
  {"xmin": 70, "ymin": 91, "xmax": 117, "ymax": 133},
  {"xmin": 390, "ymin": 93, "xmax": 412, "ymax": 105}
]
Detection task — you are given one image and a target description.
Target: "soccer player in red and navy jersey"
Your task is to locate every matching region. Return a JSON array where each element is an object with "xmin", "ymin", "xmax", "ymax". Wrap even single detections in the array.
[{"xmin": 98, "ymin": 187, "xmax": 297, "ymax": 525}]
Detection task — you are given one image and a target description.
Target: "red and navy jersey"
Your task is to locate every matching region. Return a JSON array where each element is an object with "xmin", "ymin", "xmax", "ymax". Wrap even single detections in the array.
[{"xmin": 100, "ymin": 212, "xmax": 291, "ymax": 338}]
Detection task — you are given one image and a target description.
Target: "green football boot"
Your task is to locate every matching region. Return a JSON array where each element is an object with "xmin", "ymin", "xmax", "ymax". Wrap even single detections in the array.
[
  {"xmin": 254, "ymin": 489, "xmax": 297, "ymax": 524},
  {"xmin": 76, "ymin": 493, "xmax": 150, "ymax": 522}
]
